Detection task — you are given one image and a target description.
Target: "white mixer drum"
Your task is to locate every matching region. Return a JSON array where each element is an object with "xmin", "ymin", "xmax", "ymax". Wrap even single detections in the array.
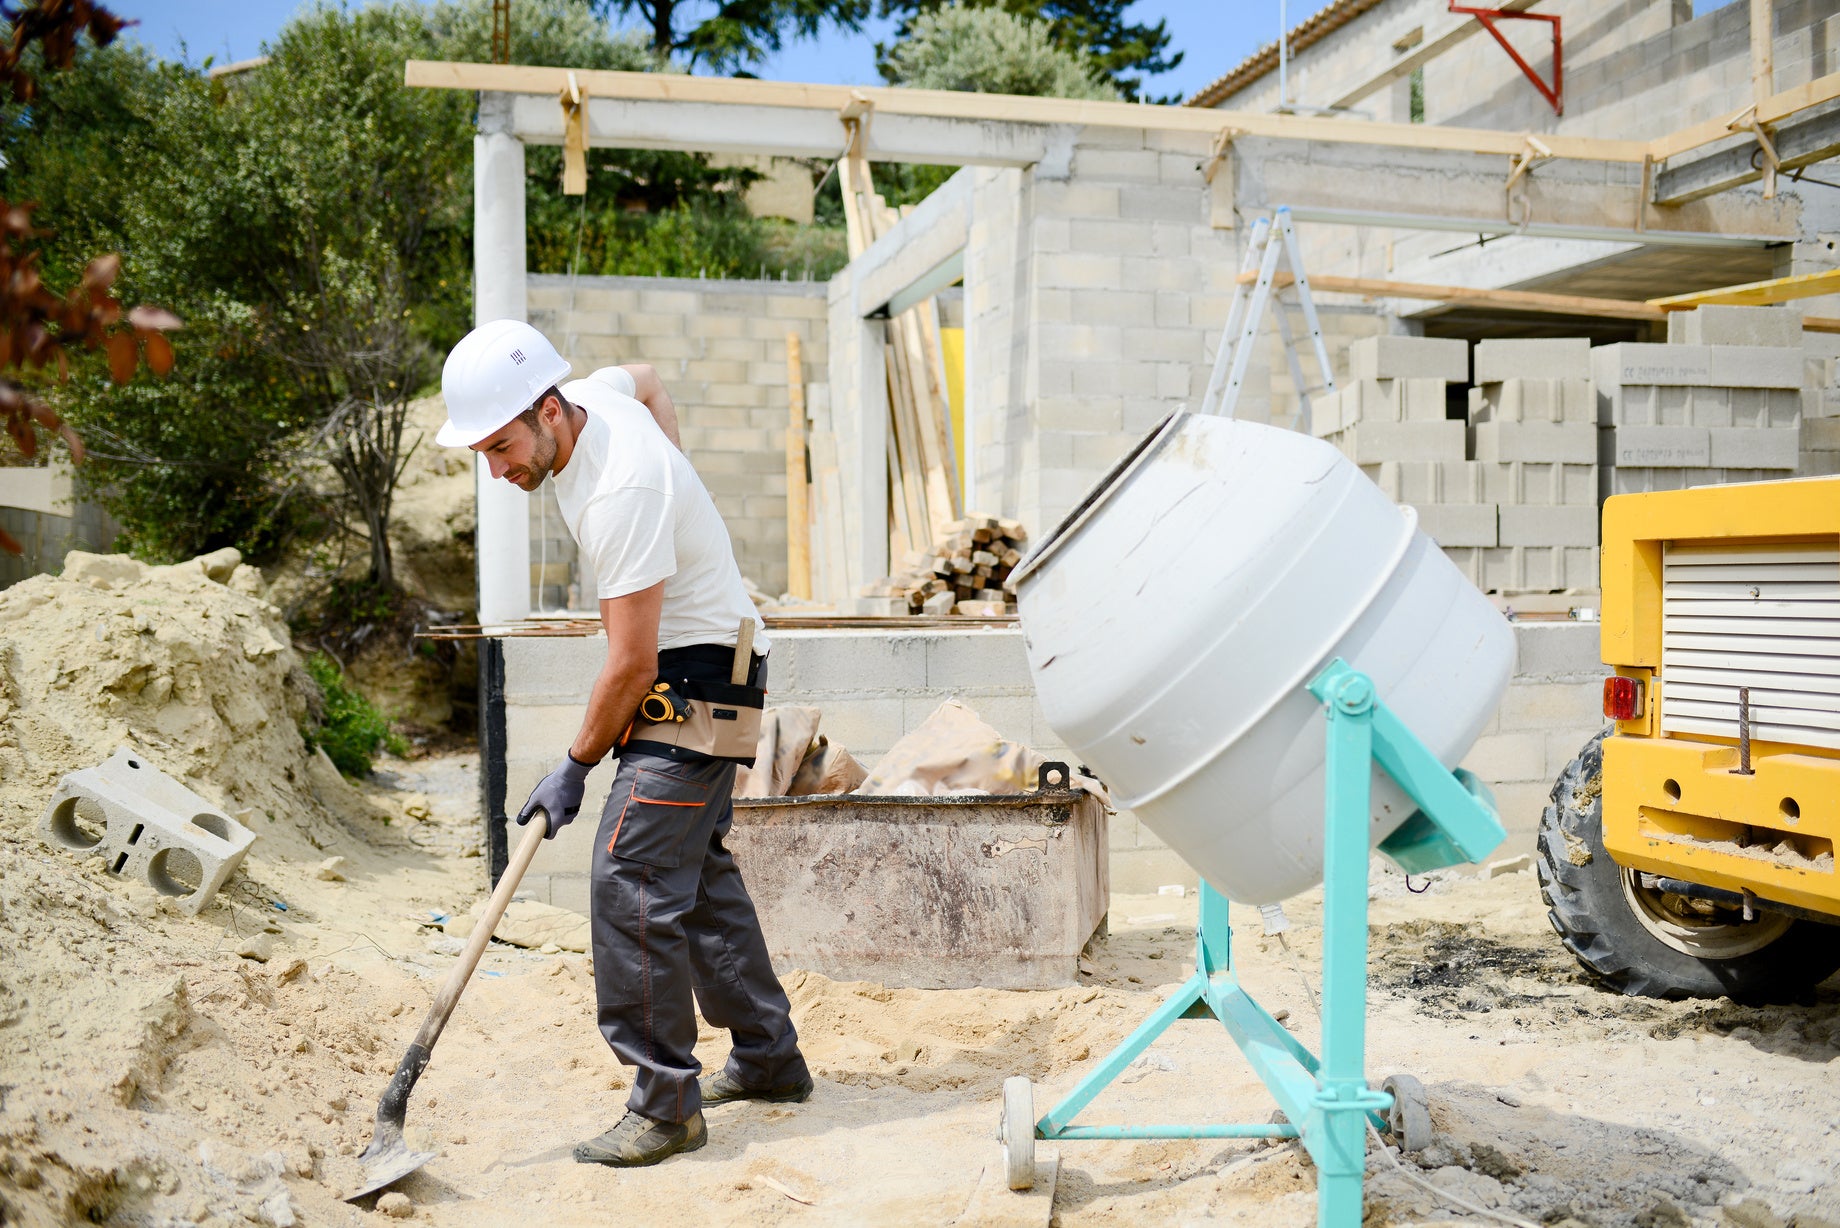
[{"xmin": 1010, "ymin": 411, "xmax": 1514, "ymax": 904}]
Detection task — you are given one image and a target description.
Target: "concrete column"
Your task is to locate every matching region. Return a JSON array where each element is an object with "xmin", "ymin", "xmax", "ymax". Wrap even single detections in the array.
[{"xmin": 473, "ymin": 91, "xmax": 531, "ymax": 625}]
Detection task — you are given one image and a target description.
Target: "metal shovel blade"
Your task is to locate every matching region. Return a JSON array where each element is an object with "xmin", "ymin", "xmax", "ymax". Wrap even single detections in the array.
[
  {"xmin": 344, "ymin": 1041, "xmax": 437, "ymax": 1202},
  {"xmin": 346, "ymin": 1123, "xmax": 437, "ymax": 1202}
]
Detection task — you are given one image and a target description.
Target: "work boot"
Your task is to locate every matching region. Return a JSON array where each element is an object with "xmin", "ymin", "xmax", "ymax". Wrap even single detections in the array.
[
  {"xmin": 572, "ymin": 1110, "xmax": 706, "ymax": 1167},
  {"xmin": 699, "ymin": 1069, "xmax": 815, "ymax": 1107}
]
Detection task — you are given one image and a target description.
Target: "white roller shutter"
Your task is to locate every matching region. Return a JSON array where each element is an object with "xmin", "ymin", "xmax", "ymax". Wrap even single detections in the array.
[{"xmin": 1661, "ymin": 541, "xmax": 1840, "ymax": 750}]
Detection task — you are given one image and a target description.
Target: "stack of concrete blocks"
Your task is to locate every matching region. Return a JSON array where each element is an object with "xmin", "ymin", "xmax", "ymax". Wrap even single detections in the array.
[
  {"xmin": 1458, "ymin": 338, "xmax": 1599, "ymax": 594},
  {"xmin": 1798, "ymin": 324, "xmax": 1840, "ymax": 478},
  {"xmin": 1592, "ymin": 307, "xmax": 1804, "ymax": 499},
  {"xmin": 1317, "ymin": 331, "xmax": 1575, "ymax": 589},
  {"xmin": 1313, "ymin": 334, "xmax": 1468, "ymax": 515}
]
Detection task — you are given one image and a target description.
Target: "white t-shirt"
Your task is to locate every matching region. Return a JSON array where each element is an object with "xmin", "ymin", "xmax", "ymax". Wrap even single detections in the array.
[{"xmin": 548, "ymin": 367, "xmax": 769, "ymax": 655}]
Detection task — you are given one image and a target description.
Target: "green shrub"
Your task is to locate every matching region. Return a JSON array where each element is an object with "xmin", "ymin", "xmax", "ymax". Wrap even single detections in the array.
[{"xmin": 302, "ymin": 652, "xmax": 405, "ymax": 778}]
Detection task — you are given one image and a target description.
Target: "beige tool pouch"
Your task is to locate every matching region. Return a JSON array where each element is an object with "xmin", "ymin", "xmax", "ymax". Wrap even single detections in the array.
[{"xmin": 625, "ymin": 679, "xmax": 766, "ymax": 764}]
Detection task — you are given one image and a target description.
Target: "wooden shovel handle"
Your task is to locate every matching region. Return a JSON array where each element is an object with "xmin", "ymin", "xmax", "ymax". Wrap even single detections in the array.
[{"xmin": 411, "ymin": 815, "xmax": 549, "ymax": 1052}]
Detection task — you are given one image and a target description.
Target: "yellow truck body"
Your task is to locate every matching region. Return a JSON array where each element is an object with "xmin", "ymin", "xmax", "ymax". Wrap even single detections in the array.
[{"xmin": 1598, "ymin": 477, "xmax": 1840, "ymax": 920}]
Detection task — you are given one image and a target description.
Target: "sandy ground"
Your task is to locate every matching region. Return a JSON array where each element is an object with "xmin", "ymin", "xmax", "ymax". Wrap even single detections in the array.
[{"xmin": 4, "ymin": 744, "xmax": 1836, "ymax": 1228}]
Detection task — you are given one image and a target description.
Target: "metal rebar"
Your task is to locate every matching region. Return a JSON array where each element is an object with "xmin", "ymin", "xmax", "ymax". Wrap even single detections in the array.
[{"xmin": 1735, "ymin": 686, "xmax": 1755, "ymax": 775}]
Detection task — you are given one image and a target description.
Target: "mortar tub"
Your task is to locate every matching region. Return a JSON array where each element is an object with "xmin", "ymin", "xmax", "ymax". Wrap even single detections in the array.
[
  {"xmin": 729, "ymin": 788, "xmax": 1109, "ymax": 990},
  {"xmin": 1009, "ymin": 411, "xmax": 1515, "ymax": 905}
]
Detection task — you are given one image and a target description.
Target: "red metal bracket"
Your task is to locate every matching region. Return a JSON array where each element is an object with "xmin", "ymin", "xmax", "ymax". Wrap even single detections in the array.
[{"xmin": 1448, "ymin": 3, "xmax": 1563, "ymax": 115}]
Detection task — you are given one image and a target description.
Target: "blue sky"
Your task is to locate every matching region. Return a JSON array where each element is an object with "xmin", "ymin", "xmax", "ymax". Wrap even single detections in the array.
[{"xmin": 106, "ymin": 0, "xmax": 1264, "ymax": 101}]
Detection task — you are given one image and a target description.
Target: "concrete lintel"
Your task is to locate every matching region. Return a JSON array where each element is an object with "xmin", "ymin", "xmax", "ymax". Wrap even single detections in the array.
[
  {"xmin": 506, "ymin": 93, "xmax": 1049, "ymax": 167},
  {"xmin": 855, "ymin": 172, "xmax": 973, "ymax": 315},
  {"xmin": 1655, "ymin": 105, "xmax": 1840, "ymax": 206},
  {"xmin": 1230, "ymin": 136, "xmax": 1795, "ymax": 247},
  {"xmin": 1389, "ymin": 234, "xmax": 1642, "ymax": 296}
]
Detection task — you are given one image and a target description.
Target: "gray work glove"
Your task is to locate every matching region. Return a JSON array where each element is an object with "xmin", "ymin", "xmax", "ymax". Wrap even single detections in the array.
[{"xmin": 516, "ymin": 751, "xmax": 597, "ymax": 838}]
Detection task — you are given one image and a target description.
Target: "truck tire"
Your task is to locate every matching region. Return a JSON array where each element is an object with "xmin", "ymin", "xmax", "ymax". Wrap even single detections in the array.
[{"xmin": 1536, "ymin": 729, "xmax": 1840, "ymax": 1002}]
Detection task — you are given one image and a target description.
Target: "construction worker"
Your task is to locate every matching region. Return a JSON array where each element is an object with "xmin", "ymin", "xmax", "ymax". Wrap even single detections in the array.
[{"xmin": 438, "ymin": 320, "xmax": 812, "ymax": 1167}]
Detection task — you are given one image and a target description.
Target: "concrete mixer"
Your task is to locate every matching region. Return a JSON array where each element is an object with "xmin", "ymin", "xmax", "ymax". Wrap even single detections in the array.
[{"xmin": 996, "ymin": 408, "xmax": 1514, "ymax": 1224}]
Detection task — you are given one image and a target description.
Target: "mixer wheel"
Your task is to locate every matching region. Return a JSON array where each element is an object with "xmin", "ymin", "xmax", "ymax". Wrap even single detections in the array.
[
  {"xmin": 1000, "ymin": 1076, "xmax": 1036, "ymax": 1190},
  {"xmin": 1381, "ymin": 1073, "xmax": 1432, "ymax": 1153}
]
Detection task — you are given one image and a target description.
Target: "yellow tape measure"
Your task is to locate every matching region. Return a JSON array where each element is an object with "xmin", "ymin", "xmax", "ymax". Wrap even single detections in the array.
[{"xmin": 638, "ymin": 681, "xmax": 691, "ymax": 724}]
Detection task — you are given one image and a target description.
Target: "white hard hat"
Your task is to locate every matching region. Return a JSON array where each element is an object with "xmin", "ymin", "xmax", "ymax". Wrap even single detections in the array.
[{"xmin": 437, "ymin": 320, "xmax": 574, "ymax": 447}]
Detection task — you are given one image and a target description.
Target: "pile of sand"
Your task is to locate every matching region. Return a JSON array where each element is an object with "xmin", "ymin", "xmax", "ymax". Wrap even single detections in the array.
[
  {"xmin": 387, "ymin": 394, "xmax": 475, "ymax": 615},
  {"xmin": 0, "ymin": 548, "xmax": 475, "ymax": 1226},
  {"xmin": 0, "ymin": 547, "xmax": 360, "ymax": 838}
]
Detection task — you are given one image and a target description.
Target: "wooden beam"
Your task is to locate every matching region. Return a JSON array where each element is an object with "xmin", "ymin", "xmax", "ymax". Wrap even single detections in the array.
[
  {"xmin": 406, "ymin": 58, "xmax": 1838, "ymax": 193},
  {"xmin": 404, "ymin": 59, "xmax": 1650, "ymax": 163},
  {"xmin": 1804, "ymin": 316, "xmax": 1840, "ymax": 334},
  {"xmin": 1244, "ymin": 270, "xmax": 1667, "ymax": 320},
  {"xmin": 1327, "ymin": 0, "xmax": 1540, "ymax": 111},
  {"xmin": 1654, "ymin": 104, "xmax": 1840, "ymax": 205},
  {"xmin": 1648, "ymin": 268, "xmax": 1840, "ymax": 310},
  {"xmin": 1648, "ymin": 70, "xmax": 1840, "ymax": 161},
  {"xmin": 784, "ymin": 332, "xmax": 811, "ymax": 601}
]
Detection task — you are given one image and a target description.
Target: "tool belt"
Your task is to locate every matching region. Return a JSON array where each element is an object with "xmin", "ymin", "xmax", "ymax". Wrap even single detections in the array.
[{"xmin": 624, "ymin": 642, "xmax": 766, "ymax": 766}]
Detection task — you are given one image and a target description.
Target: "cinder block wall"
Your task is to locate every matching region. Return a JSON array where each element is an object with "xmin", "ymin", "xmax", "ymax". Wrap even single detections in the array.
[
  {"xmin": 496, "ymin": 621, "xmax": 1602, "ymax": 911},
  {"xmin": 1205, "ymin": 0, "xmax": 1839, "ymax": 143},
  {"xmin": 527, "ymin": 274, "xmax": 830, "ymax": 601},
  {"xmin": 934, "ymin": 144, "xmax": 1392, "ymax": 554}
]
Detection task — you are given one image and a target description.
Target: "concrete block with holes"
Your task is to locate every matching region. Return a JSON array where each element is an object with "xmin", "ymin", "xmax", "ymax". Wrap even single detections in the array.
[{"xmin": 39, "ymin": 746, "xmax": 254, "ymax": 915}]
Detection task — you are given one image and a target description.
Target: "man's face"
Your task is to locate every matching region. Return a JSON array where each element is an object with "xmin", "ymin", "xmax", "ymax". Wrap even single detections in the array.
[{"xmin": 473, "ymin": 399, "xmax": 559, "ymax": 492}]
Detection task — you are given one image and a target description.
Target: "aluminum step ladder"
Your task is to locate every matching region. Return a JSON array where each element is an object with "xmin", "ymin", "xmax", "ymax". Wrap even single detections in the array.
[{"xmin": 1200, "ymin": 206, "xmax": 1338, "ymax": 430}]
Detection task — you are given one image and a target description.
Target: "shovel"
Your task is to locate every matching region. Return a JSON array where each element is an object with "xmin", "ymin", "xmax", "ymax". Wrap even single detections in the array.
[{"xmin": 345, "ymin": 813, "xmax": 551, "ymax": 1200}]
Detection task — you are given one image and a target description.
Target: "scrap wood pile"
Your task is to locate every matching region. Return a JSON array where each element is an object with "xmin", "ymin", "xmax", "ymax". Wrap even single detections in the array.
[{"xmin": 854, "ymin": 514, "xmax": 1029, "ymax": 616}]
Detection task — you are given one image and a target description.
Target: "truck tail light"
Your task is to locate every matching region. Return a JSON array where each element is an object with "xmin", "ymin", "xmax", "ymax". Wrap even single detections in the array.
[{"xmin": 1603, "ymin": 675, "xmax": 1644, "ymax": 721}]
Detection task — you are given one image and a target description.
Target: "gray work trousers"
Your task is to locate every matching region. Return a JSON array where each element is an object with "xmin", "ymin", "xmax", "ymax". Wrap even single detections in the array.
[{"xmin": 590, "ymin": 741, "xmax": 808, "ymax": 1124}]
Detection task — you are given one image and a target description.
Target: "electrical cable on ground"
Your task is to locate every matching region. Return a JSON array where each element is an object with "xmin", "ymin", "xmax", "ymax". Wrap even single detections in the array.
[{"xmin": 1275, "ymin": 917, "xmax": 1542, "ymax": 1228}]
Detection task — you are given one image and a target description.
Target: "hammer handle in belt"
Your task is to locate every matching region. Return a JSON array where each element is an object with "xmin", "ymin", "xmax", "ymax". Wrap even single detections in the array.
[{"xmin": 731, "ymin": 618, "xmax": 756, "ymax": 685}]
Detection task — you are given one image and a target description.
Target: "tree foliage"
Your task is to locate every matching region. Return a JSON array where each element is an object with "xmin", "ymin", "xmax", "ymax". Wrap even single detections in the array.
[
  {"xmin": 588, "ymin": 0, "xmax": 869, "ymax": 72},
  {"xmin": 877, "ymin": 0, "xmax": 1179, "ymax": 100},
  {"xmin": 880, "ymin": 4, "xmax": 1117, "ymax": 99},
  {"xmin": 0, "ymin": 1, "xmax": 177, "ymax": 556},
  {"xmin": 2, "ymin": 0, "xmax": 855, "ymax": 576}
]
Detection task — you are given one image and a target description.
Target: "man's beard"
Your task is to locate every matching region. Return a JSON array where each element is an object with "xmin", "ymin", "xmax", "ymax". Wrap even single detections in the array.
[{"xmin": 514, "ymin": 423, "xmax": 560, "ymax": 488}]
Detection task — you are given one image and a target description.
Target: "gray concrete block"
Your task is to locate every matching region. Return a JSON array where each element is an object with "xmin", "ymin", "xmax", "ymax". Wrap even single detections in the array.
[
  {"xmin": 40, "ymin": 746, "xmax": 256, "ymax": 915},
  {"xmin": 1332, "ymin": 421, "xmax": 1466, "ymax": 464},
  {"xmin": 925, "ymin": 629, "xmax": 1032, "ymax": 690},
  {"xmin": 1460, "ymin": 732, "xmax": 1548, "ymax": 783},
  {"xmin": 1472, "ymin": 420, "xmax": 1598, "ymax": 464},
  {"xmin": 1479, "ymin": 461, "xmax": 1598, "ymax": 506},
  {"xmin": 1473, "ymin": 338, "xmax": 1592, "ymax": 382},
  {"xmin": 790, "ymin": 630, "xmax": 930, "ymax": 693},
  {"xmin": 1665, "ymin": 305, "xmax": 1803, "ymax": 349},
  {"xmin": 1496, "ymin": 680, "xmax": 1605, "ymax": 733},
  {"xmin": 503, "ymin": 635, "xmax": 604, "ymax": 706},
  {"xmin": 1399, "ymin": 378, "xmax": 1449, "ymax": 423},
  {"xmin": 1309, "ymin": 388, "xmax": 1345, "ymax": 437},
  {"xmin": 1366, "ymin": 459, "xmax": 1482, "ymax": 504},
  {"xmin": 1805, "ymin": 417, "xmax": 1840, "ymax": 451},
  {"xmin": 1594, "ymin": 342, "xmax": 1802, "ymax": 389},
  {"xmin": 1708, "ymin": 426, "xmax": 1801, "ymax": 469},
  {"xmin": 1498, "ymin": 504, "xmax": 1598, "ymax": 548},
  {"xmin": 1612, "ymin": 425, "xmax": 1711, "ymax": 467},
  {"xmin": 1513, "ymin": 621, "xmax": 1604, "ymax": 680},
  {"xmin": 1349, "ymin": 334, "xmax": 1468, "ymax": 381},
  {"xmin": 1411, "ymin": 503, "xmax": 1498, "ymax": 547}
]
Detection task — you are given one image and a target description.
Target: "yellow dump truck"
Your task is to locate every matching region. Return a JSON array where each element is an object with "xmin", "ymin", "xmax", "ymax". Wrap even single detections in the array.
[{"xmin": 1538, "ymin": 476, "xmax": 1840, "ymax": 1000}]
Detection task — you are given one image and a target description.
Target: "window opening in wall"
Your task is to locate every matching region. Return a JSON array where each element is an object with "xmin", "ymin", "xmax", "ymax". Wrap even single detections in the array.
[{"xmin": 1409, "ymin": 67, "xmax": 1425, "ymax": 123}]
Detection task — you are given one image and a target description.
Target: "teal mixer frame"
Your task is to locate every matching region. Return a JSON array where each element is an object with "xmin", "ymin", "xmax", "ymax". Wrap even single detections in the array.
[{"xmin": 1002, "ymin": 658, "xmax": 1508, "ymax": 1225}]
